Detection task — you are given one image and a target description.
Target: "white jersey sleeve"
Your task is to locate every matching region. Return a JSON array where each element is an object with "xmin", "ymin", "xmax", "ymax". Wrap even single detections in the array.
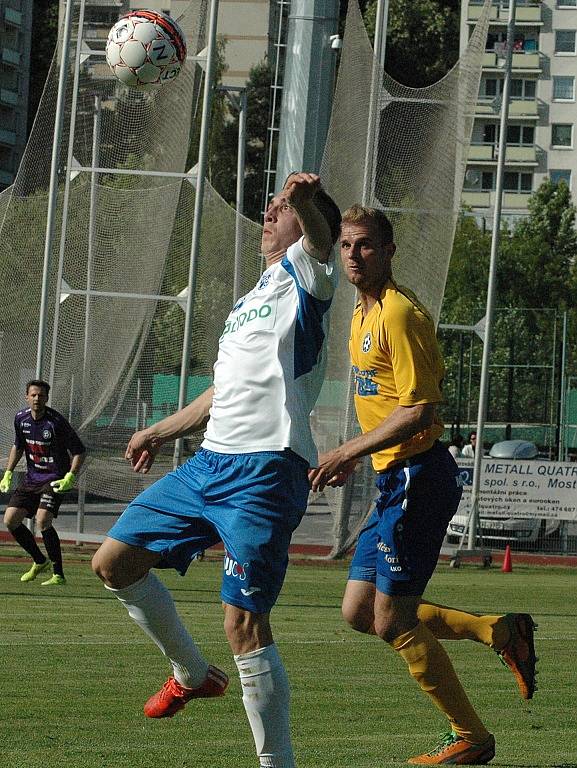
[{"xmin": 283, "ymin": 237, "xmax": 337, "ymax": 301}]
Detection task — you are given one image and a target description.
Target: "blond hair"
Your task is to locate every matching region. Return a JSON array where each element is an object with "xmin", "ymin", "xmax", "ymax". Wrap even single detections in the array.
[{"xmin": 341, "ymin": 204, "xmax": 394, "ymax": 245}]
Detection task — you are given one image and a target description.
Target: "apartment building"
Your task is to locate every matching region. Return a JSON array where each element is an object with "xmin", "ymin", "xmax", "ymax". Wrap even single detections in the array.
[
  {"xmin": 0, "ymin": 0, "xmax": 32, "ymax": 190},
  {"xmin": 460, "ymin": 0, "xmax": 577, "ymax": 225}
]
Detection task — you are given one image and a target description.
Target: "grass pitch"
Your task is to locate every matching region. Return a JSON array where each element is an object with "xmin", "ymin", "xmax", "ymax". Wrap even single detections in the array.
[{"xmin": 1, "ymin": 551, "xmax": 576, "ymax": 768}]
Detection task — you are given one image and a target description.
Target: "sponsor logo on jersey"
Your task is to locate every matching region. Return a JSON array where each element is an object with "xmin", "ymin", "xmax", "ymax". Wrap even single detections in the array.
[
  {"xmin": 352, "ymin": 365, "xmax": 378, "ymax": 397},
  {"xmin": 220, "ymin": 304, "xmax": 273, "ymax": 339},
  {"xmin": 362, "ymin": 332, "xmax": 372, "ymax": 353},
  {"xmin": 223, "ymin": 550, "xmax": 248, "ymax": 581}
]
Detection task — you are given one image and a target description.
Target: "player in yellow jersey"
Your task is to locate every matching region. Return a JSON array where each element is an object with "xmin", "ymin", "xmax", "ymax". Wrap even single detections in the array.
[{"xmin": 309, "ymin": 205, "xmax": 536, "ymax": 765}]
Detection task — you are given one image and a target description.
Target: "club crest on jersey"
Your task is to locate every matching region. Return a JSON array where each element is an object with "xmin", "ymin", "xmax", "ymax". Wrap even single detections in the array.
[
  {"xmin": 257, "ymin": 274, "xmax": 271, "ymax": 291},
  {"xmin": 362, "ymin": 332, "xmax": 372, "ymax": 353},
  {"xmin": 42, "ymin": 430, "xmax": 52, "ymax": 440}
]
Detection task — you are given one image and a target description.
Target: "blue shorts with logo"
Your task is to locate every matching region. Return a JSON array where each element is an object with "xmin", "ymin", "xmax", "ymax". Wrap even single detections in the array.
[
  {"xmin": 107, "ymin": 448, "xmax": 310, "ymax": 613},
  {"xmin": 349, "ymin": 441, "xmax": 463, "ymax": 597}
]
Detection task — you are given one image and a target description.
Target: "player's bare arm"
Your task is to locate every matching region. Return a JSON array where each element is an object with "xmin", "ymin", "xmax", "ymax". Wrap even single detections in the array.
[
  {"xmin": 284, "ymin": 173, "xmax": 334, "ymax": 262},
  {"xmin": 5, "ymin": 445, "xmax": 24, "ymax": 471},
  {"xmin": 70, "ymin": 452, "xmax": 86, "ymax": 475},
  {"xmin": 126, "ymin": 385, "xmax": 214, "ymax": 473},
  {"xmin": 309, "ymin": 402, "xmax": 436, "ymax": 492}
]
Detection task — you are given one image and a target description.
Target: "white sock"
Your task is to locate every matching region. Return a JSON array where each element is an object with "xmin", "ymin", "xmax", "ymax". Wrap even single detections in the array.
[
  {"xmin": 234, "ymin": 644, "xmax": 295, "ymax": 768},
  {"xmin": 107, "ymin": 571, "xmax": 209, "ymax": 688}
]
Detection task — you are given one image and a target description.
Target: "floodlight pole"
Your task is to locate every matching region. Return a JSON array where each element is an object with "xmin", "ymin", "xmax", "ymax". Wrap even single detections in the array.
[
  {"xmin": 362, "ymin": 0, "xmax": 388, "ymax": 202},
  {"xmin": 467, "ymin": 0, "xmax": 517, "ymax": 551},
  {"xmin": 559, "ymin": 310, "xmax": 568, "ymax": 461},
  {"xmin": 333, "ymin": 0, "xmax": 389, "ymax": 555},
  {"xmin": 36, "ymin": 0, "xmax": 76, "ymax": 378},
  {"xmin": 235, "ymin": 87, "xmax": 247, "ymax": 301},
  {"xmin": 48, "ymin": 0, "xmax": 89, "ymax": 389},
  {"xmin": 173, "ymin": 0, "xmax": 220, "ymax": 469},
  {"xmin": 217, "ymin": 85, "xmax": 247, "ymax": 301}
]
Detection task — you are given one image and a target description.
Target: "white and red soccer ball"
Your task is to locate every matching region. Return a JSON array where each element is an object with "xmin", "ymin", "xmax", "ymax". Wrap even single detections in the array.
[{"xmin": 105, "ymin": 10, "xmax": 187, "ymax": 89}]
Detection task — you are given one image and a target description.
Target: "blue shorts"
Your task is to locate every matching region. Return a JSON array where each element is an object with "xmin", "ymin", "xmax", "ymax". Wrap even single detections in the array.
[
  {"xmin": 349, "ymin": 442, "xmax": 463, "ymax": 596},
  {"xmin": 107, "ymin": 448, "xmax": 310, "ymax": 613}
]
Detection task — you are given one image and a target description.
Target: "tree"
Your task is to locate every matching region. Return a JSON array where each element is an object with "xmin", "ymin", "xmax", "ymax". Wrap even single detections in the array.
[
  {"xmin": 28, "ymin": 0, "xmax": 59, "ymax": 135},
  {"xmin": 362, "ymin": 0, "xmax": 460, "ymax": 87},
  {"xmin": 208, "ymin": 61, "xmax": 273, "ymax": 222},
  {"xmin": 439, "ymin": 181, "xmax": 577, "ymax": 443}
]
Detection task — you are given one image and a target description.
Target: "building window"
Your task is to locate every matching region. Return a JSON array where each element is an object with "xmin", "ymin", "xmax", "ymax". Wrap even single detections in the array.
[
  {"xmin": 551, "ymin": 124, "xmax": 573, "ymax": 148},
  {"xmin": 510, "ymin": 79, "xmax": 536, "ymax": 100},
  {"xmin": 481, "ymin": 171, "xmax": 494, "ymax": 191},
  {"xmin": 482, "ymin": 79, "xmax": 536, "ymax": 100},
  {"xmin": 504, "ymin": 172, "xmax": 533, "ymax": 193},
  {"xmin": 553, "ymin": 76, "xmax": 575, "ymax": 100},
  {"xmin": 555, "ymin": 30, "xmax": 576, "ymax": 54},
  {"xmin": 550, "ymin": 170, "xmax": 571, "ymax": 187},
  {"xmin": 507, "ymin": 125, "xmax": 535, "ymax": 145},
  {"xmin": 483, "ymin": 78, "xmax": 499, "ymax": 97},
  {"xmin": 482, "ymin": 123, "xmax": 535, "ymax": 147},
  {"xmin": 558, "ymin": 0, "xmax": 577, "ymax": 7}
]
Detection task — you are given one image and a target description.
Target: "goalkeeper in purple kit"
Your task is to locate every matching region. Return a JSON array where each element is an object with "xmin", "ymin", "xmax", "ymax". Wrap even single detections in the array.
[{"xmin": 1, "ymin": 380, "xmax": 86, "ymax": 585}]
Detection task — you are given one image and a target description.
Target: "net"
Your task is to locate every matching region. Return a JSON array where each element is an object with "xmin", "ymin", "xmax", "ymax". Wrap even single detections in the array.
[
  {"xmin": 0, "ymin": 0, "xmax": 490, "ymax": 553},
  {"xmin": 316, "ymin": 0, "xmax": 492, "ymax": 555}
]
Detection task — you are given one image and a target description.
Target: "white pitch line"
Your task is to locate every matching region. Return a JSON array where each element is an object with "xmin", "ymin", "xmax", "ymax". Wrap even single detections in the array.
[{"xmin": 1, "ymin": 635, "xmax": 574, "ymax": 646}]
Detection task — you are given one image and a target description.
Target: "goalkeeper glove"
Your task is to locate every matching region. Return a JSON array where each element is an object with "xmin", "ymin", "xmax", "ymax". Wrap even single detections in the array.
[
  {"xmin": 0, "ymin": 469, "xmax": 13, "ymax": 493},
  {"xmin": 50, "ymin": 471, "xmax": 76, "ymax": 493}
]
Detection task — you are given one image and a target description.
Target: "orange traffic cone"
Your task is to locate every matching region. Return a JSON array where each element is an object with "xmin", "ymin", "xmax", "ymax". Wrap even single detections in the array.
[{"xmin": 502, "ymin": 544, "xmax": 512, "ymax": 573}]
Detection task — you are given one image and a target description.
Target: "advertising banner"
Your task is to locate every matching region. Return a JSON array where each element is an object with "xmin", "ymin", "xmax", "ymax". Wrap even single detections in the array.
[{"xmin": 456, "ymin": 459, "xmax": 577, "ymax": 522}]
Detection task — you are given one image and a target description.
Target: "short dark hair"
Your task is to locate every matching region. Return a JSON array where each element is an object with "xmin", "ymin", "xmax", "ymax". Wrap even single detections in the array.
[
  {"xmin": 341, "ymin": 204, "xmax": 394, "ymax": 245},
  {"xmin": 283, "ymin": 172, "xmax": 342, "ymax": 245},
  {"xmin": 26, "ymin": 379, "xmax": 50, "ymax": 395},
  {"xmin": 312, "ymin": 188, "xmax": 342, "ymax": 245}
]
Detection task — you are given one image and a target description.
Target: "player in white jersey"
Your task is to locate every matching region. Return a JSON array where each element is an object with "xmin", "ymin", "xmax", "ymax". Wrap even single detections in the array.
[{"xmin": 92, "ymin": 172, "xmax": 341, "ymax": 768}]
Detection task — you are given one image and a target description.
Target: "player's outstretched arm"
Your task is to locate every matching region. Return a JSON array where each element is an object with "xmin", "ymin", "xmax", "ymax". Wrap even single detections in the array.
[
  {"xmin": 309, "ymin": 403, "xmax": 436, "ymax": 492},
  {"xmin": 284, "ymin": 172, "xmax": 334, "ymax": 263},
  {"xmin": 125, "ymin": 386, "xmax": 214, "ymax": 473}
]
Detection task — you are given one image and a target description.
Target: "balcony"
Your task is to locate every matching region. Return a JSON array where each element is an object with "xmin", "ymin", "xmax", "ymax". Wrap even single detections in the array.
[
  {"xmin": 0, "ymin": 88, "xmax": 18, "ymax": 106},
  {"xmin": 468, "ymin": 1, "xmax": 542, "ymax": 25},
  {"xmin": 461, "ymin": 190, "xmax": 532, "ymax": 209},
  {"xmin": 4, "ymin": 7, "xmax": 22, "ymax": 27},
  {"xmin": 84, "ymin": 25, "xmax": 112, "ymax": 42},
  {"xmin": 0, "ymin": 128, "xmax": 17, "ymax": 146},
  {"xmin": 467, "ymin": 143, "xmax": 538, "ymax": 164},
  {"xmin": 476, "ymin": 98, "xmax": 539, "ymax": 118},
  {"xmin": 1, "ymin": 47, "xmax": 20, "ymax": 67},
  {"xmin": 482, "ymin": 51, "xmax": 541, "ymax": 72}
]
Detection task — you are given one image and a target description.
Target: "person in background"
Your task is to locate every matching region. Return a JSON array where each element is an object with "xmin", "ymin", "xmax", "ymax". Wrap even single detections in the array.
[
  {"xmin": 447, "ymin": 434, "xmax": 465, "ymax": 459},
  {"xmin": 1, "ymin": 379, "xmax": 86, "ymax": 585},
  {"xmin": 461, "ymin": 431, "xmax": 477, "ymax": 458}
]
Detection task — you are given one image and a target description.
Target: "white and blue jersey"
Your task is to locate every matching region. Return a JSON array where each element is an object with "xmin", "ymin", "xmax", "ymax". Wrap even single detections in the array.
[
  {"xmin": 108, "ymin": 238, "xmax": 337, "ymax": 612},
  {"xmin": 203, "ymin": 236, "xmax": 337, "ymax": 467}
]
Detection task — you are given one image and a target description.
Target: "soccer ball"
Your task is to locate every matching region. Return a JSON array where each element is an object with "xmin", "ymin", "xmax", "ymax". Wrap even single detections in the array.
[{"xmin": 105, "ymin": 10, "xmax": 187, "ymax": 90}]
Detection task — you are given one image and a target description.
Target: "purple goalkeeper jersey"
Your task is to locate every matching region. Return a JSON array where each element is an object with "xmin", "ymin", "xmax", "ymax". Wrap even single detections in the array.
[{"xmin": 13, "ymin": 406, "xmax": 85, "ymax": 485}]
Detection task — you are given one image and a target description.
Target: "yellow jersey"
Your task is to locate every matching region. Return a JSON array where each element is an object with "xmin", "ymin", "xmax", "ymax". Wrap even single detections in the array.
[{"xmin": 350, "ymin": 279, "xmax": 445, "ymax": 471}]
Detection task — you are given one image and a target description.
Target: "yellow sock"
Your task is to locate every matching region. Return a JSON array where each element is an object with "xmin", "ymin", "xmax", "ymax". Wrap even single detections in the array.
[
  {"xmin": 392, "ymin": 621, "xmax": 490, "ymax": 743},
  {"xmin": 418, "ymin": 601, "xmax": 510, "ymax": 649}
]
